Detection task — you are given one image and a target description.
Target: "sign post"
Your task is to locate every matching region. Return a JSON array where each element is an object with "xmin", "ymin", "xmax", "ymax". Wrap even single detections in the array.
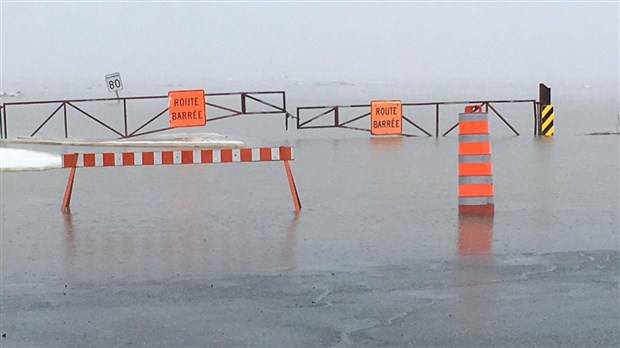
[
  {"xmin": 105, "ymin": 72, "xmax": 124, "ymax": 101},
  {"xmin": 168, "ymin": 89, "xmax": 207, "ymax": 128}
]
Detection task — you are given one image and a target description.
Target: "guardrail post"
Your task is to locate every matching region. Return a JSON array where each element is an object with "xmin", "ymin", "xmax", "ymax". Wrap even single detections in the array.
[
  {"xmin": 63, "ymin": 102, "xmax": 68, "ymax": 138},
  {"xmin": 435, "ymin": 104, "xmax": 440, "ymax": 137},
  {"xmin": 3, "ymin": 105, "xmax": 7, "ymax": 139},
  {"xmin": 0, "ymin": 106, "xmax": 4, "ymax": 139},
  {"xmin": 538, "ymin": 83, "xmax": 551, "ymax": 136},
  {"xmin": 241, "ymin": 93, "xmax": 247, "ymax": 114},
  {"xmin": 334, "ymin": 106, "xmax": 340, "ymax": 127},
  {"xmin": 282, "ymin": 92, "xmax": 289, "ymax": 131},
  {"xmin": 123, "ymin": 99, "xmax": 128, "ymax": 136}
]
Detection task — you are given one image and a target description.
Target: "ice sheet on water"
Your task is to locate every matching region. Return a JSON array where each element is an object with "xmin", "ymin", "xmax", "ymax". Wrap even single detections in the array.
[
  {"xmin": 99, "ymin": 133, "xmax": 245, "ymax": 148},
  {"xmin": 2, "ymin": 132, "xmax": 244, "ymax": 148},
  {"xmin": 0, "ymin": 133, "xmax": 245, "ymax": 171},
  {"xmin": 0, "ymin": 148, "xmax": 61, "ymax": 171},
  {"xmin": 0, "ymin": 91, "xmax": 22, "ymax": 97}
]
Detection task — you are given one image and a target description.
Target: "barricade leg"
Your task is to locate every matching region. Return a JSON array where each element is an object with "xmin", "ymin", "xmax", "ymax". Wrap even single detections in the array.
[
  {"xmin": 283, "ymin": 160, "xmax": 301, "ymax": 212},
  {"xmin": 61, "ymin": 153, "xmax": 78, "ymax": 212}
]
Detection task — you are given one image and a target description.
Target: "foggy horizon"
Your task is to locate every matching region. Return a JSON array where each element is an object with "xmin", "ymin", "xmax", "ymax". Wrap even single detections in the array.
[{"xmin": 1, "ymin": 2, "xmax": 618, "ymax": 87}]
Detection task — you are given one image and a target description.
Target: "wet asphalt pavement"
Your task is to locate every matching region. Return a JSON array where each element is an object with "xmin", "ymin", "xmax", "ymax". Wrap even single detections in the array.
[{"xmin": 1, "ymin": 250, "xmax": 618, "ymax": 347}]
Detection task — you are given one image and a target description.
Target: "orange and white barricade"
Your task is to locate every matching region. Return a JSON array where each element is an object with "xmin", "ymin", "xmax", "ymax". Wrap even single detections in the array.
[{"xmin": 61, "ymin": 146, "xmax": 301, "ymax": 212}]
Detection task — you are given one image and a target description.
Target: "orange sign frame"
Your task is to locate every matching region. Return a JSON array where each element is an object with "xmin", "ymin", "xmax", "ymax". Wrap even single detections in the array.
[
  {"xmin": 168, "ymin": 89, "xmax": 206, "ymax": 128},
  {"xmin": 370, "ymin": 100, "xmax": 402, "ymax": 135}
]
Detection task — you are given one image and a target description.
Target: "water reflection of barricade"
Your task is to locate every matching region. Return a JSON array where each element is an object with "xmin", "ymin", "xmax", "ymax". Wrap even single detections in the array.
[
  {"xmin": 0, "ymin": 90, "xmax": 294, "ymax": 139},
  {"xmin": 61, "ymin": 211, "xmax": 299, "ymax": 281}
]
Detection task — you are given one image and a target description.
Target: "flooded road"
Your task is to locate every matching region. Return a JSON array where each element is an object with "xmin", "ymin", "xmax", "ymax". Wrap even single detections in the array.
[
  {"xmin": 1, "ymin": 83, "xmax": 618, "ymax": 346},
  {"xmin": 2, "ymin": 134, "xmax": 618, "ymax": 281}
]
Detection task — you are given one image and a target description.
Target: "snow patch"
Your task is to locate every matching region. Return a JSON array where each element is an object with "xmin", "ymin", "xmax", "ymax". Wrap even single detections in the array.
[{"xmin": 0, "ymin": 148, "xmax": 62, "ymax": 171}]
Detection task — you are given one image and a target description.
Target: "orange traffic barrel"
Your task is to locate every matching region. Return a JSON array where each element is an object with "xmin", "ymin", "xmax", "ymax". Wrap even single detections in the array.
[{"xmin": 458, "ymin": 105, "xmax": 494, "ymax": 214}]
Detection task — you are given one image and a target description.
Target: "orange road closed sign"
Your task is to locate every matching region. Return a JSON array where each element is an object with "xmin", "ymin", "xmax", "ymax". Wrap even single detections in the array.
[
  {"xmin": 168, "ymin": 89, "xmax": 206, "ymax": 128},
  {"xmin": 370, "ymin": 100, "xmax": 402, "ymax": 135}
]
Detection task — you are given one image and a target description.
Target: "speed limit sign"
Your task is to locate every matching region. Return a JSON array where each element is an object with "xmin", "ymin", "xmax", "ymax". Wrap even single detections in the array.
[{"xmin": 105, "ymin": 72, "xmax": 124, "ymax": 93}]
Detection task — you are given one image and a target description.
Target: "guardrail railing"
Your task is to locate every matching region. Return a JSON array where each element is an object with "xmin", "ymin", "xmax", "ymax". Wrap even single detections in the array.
[
  {"xmin": 297, "ymin": 99, "xmax": 539, "ymax": 136},
  {"xmin": 1, "ymin": 91, "xmax": 294, "ymax": 140}
]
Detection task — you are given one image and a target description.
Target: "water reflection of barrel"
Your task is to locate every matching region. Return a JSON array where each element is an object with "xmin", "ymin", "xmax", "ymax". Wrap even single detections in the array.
[
  {"xmin": 456, "ymin": 213, "xmax": 494, "ymax": 339},
  {"xmin": 458, "ymin": 106, "xmax": 494, "ymax": 214},
  {"xmin": 457, "ymin": 214, "xmax": 493, "ymax": 256}
]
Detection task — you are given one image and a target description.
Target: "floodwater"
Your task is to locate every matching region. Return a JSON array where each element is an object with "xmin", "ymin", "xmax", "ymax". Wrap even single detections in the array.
[
  {"xmin": 1, "ymin": 81, "xmax": 619, "ymax": 346},
  {"xmin": 2, "ymin": 134, "xmax": 618, "ymax": 282}
]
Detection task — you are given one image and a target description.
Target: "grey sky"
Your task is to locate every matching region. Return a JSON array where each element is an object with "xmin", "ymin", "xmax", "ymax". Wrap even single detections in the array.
[{"xmin": 1, "ymin": 1, "xmax": 618, "ymax": 85}]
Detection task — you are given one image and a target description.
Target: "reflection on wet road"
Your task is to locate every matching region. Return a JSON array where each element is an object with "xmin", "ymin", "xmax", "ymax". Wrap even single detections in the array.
[{"xmin": 60, "ymin": 210, "xmax": 300, "ymax": 282}]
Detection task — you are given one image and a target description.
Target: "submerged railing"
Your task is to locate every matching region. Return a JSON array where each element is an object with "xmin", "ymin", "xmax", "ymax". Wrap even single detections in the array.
[
  {"xmin": 0, "ymin": 91, "xmax": 295, "ymax": 140},
  {"xmin": 0, "ymin": 84, "xmax": 552, "ymax": 139},
  {"xmin": 297, "ymin": 99, "xmax": 539, "ymax": 137}
]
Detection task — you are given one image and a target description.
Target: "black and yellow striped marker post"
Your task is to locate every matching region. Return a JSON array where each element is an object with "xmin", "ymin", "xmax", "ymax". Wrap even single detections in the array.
[{"xmin": 541, "ymin": 104, "xmax": 554, "ymax": 136}]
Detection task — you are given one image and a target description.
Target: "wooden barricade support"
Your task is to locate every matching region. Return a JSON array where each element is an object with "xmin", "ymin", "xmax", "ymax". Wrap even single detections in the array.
[{"xmin": 61, "ymin": 146, "xmax": 301, "ymax": 213}]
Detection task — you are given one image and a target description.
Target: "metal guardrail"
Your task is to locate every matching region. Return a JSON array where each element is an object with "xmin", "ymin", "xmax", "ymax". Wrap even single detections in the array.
[
  {"xmin": 1, "ymin": 85, "xmax": 550, "ymax": 139},
  {"xmin": 0, "ymin": 91, "xmax": 295, "ymax": 140},
  {"xmin": 297, "ymin": 99, "xmax": 539, "ymax": 136}
]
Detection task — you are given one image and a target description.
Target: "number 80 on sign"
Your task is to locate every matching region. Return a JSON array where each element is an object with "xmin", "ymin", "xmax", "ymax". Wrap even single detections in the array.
[{"xmin": 105, "ymin": 72, "xmax": 124, "ymax": 93}]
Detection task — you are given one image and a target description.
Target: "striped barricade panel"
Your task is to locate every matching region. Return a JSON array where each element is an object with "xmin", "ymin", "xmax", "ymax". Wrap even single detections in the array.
[
  {"xmin": 541, "ymin": 104, "xmax": 554, "ymax": 136},
  {"xmin": 62, "ymin": 147, "xmax": 294, "ymax": 168}
]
